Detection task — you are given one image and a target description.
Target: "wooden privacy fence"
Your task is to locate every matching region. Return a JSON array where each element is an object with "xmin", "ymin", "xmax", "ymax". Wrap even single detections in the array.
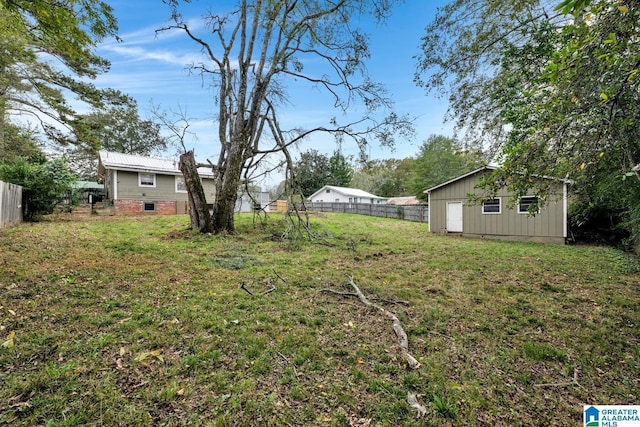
[
  {"xmin": 0, "ymin": 180, "xmax": 23, "ymax": 229},
  {"xmin": 297, "ymin": 202, "xmax": 429, "ymax": 223}
]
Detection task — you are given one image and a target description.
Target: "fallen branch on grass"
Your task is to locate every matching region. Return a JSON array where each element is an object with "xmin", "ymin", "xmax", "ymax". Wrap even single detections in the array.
[
  {"xmin": 272, "ymin": 269, "xmax": 287, "ymax": 284},
  {"xmin": 240, "ymin": 271, "xmax": 285, "ymax": 296},
  {"xmin": 323, "ymin": 275, "xmax": 421, "ymax": 369},
  {"xmin": 371, "ymin": 296, "xmax": 410, "ymax": 306},
  {"xmin": 262, "ymin": 277, "xmax": 276, "ymax": 295},
  {"xmin": 320, "ymin": 289, "xmax": 358, "ymax": 298},
  {"xmin": 240, "ymin": 282, "xmax": 253, "ymax": 295},
  {"xmin": 533, "ymin": 368, "xmax": 585, "ymax": 389},
  {"xmin": 319, "ymin": 289, "xmax": 409, "ymax": 306},
  {"xmin": 276, "ymin": 351, "xmax": 299, "ymax": 378}
]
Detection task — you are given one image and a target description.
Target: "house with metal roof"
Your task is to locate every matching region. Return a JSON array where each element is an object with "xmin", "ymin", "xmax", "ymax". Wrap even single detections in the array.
[
  {"xmin": 98, "ymin": 151, "xmax": 216, "ymax": 215},
  {"xmin": 425, "ymin": 166, "xmax": 569, "ymax": 244},
  {"xmin": 307, "ymin": 185, "xmax": 387, "ymax": 204}
]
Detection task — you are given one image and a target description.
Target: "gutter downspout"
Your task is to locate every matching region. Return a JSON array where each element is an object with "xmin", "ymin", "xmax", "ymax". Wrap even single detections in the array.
[{"xmin": 113, "ymin": 170, "xmax": 118, "ymax": 201}]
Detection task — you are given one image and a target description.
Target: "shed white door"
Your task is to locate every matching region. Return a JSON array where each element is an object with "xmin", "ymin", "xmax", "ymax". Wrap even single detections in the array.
[{"xmin": 446, "ymin": 202, "xmax": 463, "ymax": 232}]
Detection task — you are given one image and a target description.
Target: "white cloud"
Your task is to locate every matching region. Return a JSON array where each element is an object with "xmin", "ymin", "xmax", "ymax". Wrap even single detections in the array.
[{"xmin": 103, "ymin": 44, "xmax": 205, "ymax": 67}]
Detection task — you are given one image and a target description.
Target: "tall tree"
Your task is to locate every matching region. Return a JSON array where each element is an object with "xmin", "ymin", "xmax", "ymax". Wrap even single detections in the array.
[
  {"xmin": 416, "ymin": 0, "xmax": 640, "ymax": 245},
  {"xmin": 87, "ymin": 103, "xmax": 169, "ymax": 156},
  {"xmin": 292, "ymin": 149, "xmax": 354, "ymax": 197},
  {"xmin": 0, "ymin": 0, "xmax": 126, "ymax": 147},
  {"xmin": 62, "ymin": 102, "xmax": 170, "ymax": 180},
  {"xmin": 350, "ymin": 158, "xmax": 415, "ymax": 197},
  {"xmin": 328, "ymin": 151, "xmax": 354, "ymax": 188},
  {"xmin": 292, "ymin": 149, "xmax": 329, "ymax": 197},
  {"xmin": 410, "ymin": 135, "xmax": 484, "ymax": 200},
  {"xmin": 160, "ymin": 0, "xmax": 411, "ymax": 233},
  {"xmin": 292, "ymin": 149, "xmax": 331, "ymax": 197}
]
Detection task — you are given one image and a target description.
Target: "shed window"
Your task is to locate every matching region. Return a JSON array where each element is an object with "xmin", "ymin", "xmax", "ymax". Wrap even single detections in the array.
[
  {"xmin": 175, "ymin": 176, "xmax": 187, "ymax": 193},
  {"xmin": 139, "ymin": 173, "xmax": 156, "ymax": 187},
  {"xmin": 143, "ymin": 202, "xmax": 156, "ymax": 212},
  {"xmin": 482, "ymin": 198, "xmax": 501, "ymax": 214},
  {"xmin": 518, "ymin": 196, "xmax": 539, "ymax": 214}
]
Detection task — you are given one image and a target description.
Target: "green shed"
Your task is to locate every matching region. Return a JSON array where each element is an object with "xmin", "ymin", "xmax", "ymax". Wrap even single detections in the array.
[{"xmin": 425, "ymin": 166, "xmax": 569, "ymax": 244}]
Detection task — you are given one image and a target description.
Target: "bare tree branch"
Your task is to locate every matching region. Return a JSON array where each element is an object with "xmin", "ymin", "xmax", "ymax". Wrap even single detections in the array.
[{"xmin": 158, "ymin": 0, "xmax": 410, "ymax": 233}]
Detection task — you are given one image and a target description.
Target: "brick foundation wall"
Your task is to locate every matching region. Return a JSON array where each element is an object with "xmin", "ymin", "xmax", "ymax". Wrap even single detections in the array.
[{"xmin": 114, "ymin": 199, "xmax": 178, "ymax": 215}]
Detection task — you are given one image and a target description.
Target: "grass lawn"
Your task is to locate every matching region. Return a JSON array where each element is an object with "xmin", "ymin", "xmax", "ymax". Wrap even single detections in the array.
[{"xmin": 0, "ymin": 212, "xmax": 638, "ymax": 426}]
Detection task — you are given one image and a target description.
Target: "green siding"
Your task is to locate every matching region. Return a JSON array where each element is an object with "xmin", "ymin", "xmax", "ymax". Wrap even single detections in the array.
[
  {"xmin": 115, "ymin": 170, "xmax": 215, "ymax": 203},
  {"xmin": 429, "ymin": 170, "xmax": 566, "ymax": 242}
]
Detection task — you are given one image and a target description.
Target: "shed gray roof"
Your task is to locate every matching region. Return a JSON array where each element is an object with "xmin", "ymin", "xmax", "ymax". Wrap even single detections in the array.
[
  {"xmin": 424, "ymin": 165, "xmax": 571, "ymax": 194},
  {"xmin": 98, "ymin": 151, "xmax": 214, "ymax": 178},
  {"xmin": 424, "ymin": 166, "xmax": 498, "ymax": 194}
]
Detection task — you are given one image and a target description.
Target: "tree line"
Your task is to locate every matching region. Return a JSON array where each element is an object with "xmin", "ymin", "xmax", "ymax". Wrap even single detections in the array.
[{"xmin": 287, "ymin": 135, "xmax": 485, "ymax": 201}]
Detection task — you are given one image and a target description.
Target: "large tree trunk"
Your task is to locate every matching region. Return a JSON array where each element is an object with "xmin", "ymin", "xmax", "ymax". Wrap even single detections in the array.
[
  {"xmin": 179, "ymin": 150, "xmax": 213, "ymax": 233},
  {"xmin": 211, "ymin": 141, "xmax": 244, "ymax": 234}
]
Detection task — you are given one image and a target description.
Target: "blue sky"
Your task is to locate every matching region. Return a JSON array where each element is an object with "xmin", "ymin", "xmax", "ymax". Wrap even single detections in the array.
[{"xmin": 94, "ymin": 0, "xmax": 453, "ymax": 181}]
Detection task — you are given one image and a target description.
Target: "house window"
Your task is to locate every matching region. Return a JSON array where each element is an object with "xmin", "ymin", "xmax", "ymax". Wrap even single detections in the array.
[
  {"xmin": 482, "ymin": 198, "xmax": 501, "ymax": 214},
  {"xmin": 143, "ymin": 202, "xmax": 156, "ymax": 212},
  {"xmin": 139, "ymin": 173, "xmax": 156, "ymax": 187},
  {"xmin": 326, "ymin": 189, "xmax": 330, "ymax": 193},
  {"xmin": 518, "ymin": 196, "xmax": 539, "ymax": 214},
  {"xmin": 175, "ymin": 176, "xmax": 187, "ymax": 193}
]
